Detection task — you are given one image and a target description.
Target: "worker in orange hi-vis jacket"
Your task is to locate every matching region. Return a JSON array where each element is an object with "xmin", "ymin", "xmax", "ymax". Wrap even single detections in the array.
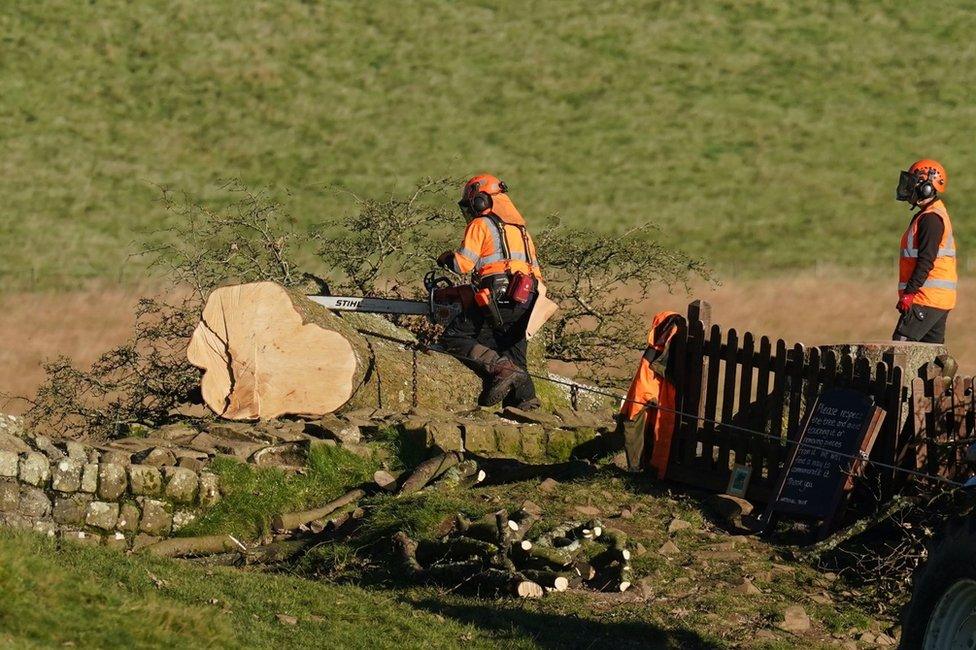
[{"xmin": 618, "ymin": 311, "xmax": 682, "ymax": 478}]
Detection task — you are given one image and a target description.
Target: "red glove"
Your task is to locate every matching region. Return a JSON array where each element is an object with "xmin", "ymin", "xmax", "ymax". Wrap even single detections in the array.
[
  {"xmin": 897, "ymin": 292, "xmax": 916, "ymax": 314},
  {"xmin": 436, "ymin": 250, "xmax": 454, "ymax": 269}
]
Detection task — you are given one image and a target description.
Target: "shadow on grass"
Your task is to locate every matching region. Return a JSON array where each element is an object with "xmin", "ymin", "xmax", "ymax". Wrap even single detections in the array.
[{"xmin": 410, "ymin": 597, "xmax": 723, "ymax": 649}]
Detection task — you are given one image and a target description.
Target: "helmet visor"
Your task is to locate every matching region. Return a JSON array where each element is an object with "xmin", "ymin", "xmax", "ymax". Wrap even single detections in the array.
[{"xmin": 896, "ymin": 170, "xmax": 915, "ymax": 202}]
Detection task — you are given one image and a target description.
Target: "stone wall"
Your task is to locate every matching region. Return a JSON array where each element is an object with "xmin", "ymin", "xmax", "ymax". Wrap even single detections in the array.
[{"xmin": 0, "ymin": 417, "xmax": 220, "ymax": 550}]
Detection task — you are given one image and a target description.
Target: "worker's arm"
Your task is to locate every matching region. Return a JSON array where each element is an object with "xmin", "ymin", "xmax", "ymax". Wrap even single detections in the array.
[
  {"xmin": 447, "ymin": 219, "xmax": 487, "ymax": 275},
  {"xmin": 904, "ymin": 213, "xmax": 945, "ymax": 294}
]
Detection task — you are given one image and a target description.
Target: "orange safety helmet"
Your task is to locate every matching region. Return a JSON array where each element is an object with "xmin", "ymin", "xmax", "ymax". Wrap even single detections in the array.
[
  {"xmin": 897, "ymin": 159, "xmax": 948, "ymax": 204},
  {"xmin": 459, "ymin": 174, "xmax": 508, "ymax": 217}
]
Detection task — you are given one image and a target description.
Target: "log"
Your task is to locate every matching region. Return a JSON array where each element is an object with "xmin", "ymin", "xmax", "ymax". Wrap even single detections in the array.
[
  {"xmin": 393, "ymin": 531, "xmax": 424, "ymax": 577},
  {"xmin": 398, "ymin": 452, "xmax": 464, "ymax": 496},
  {"xmin": 416, "ymin": 537, "xmax": 499, "ymax": 565},
  {"xmin": 139, "ymin": 534, "xmax": 244, "ymax": 558},
  {"xmin": 272, "ymin": 488, "xmax": 366, "ymax": 531},
  {"xmin": 373, "ymin": 469, "xmax": 401, "ymax": 491},
  {"xmin": 244, "ymin": 539, "xmax": 314, "ymax": 564},
  {"xmin": 521, "ymin": 569, "xmax": 572, "ymax": 592},
  {"xmin": 187, "ymin": 281, "xmax": 483, "ymax": 419}
]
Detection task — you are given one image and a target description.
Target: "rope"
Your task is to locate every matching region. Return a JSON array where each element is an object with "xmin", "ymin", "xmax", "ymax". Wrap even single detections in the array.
[{"xmin": 402, "ymin": 339, "xmax": 969, "ymax": 489}]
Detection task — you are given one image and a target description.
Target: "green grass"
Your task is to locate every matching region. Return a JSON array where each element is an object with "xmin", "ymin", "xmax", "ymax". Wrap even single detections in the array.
[
  {"xmin": 3, "ymin": 1, "xmax": 976, "ymax": 289},
  {"xmin": 0, "ymin": 530, "xmax": 516, "ymax": 649},
  {"xmin": 182, "ymin": 444, "xmax": 377, "ymax": 538}
]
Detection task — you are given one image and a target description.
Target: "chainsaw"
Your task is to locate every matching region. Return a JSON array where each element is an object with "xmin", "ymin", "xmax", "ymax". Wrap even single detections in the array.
[
  {"xmin": 307, "ymin": 270, "xmax": 558, "ymax": 340},
  {"xmin": 307, "ymin": 271, "xmax": 469, "ymax": 328}
]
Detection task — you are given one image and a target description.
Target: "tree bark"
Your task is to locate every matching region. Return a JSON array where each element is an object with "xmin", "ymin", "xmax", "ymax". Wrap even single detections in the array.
[
  {"xmin": 187, "ymin": 281, "xmax": 483, "ymax": 419},
  {"xmin": 271, "ymin": 488, "xmax": 366, "ymax": 532}
]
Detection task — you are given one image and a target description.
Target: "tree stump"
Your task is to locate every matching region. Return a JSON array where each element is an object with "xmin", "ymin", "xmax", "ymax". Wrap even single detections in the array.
[{"xmin": 187, "ymin": 281, "xmax": 483, "ymax": 419}]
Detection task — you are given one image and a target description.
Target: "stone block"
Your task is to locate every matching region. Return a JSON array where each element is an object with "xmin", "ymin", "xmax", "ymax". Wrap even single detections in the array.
[
  {"xmin": 62, "ymin": 530, "xmax": 100, "ymax": 546},
  {"xmin": 98, "ymin": 463, "xmax": 127, "ymax": 500},
  {"xmin": 501, "ymin": 406, "xmax": 562, "ymax": 428},
  {"xmin": 163, "ymin": 467, "xmax": 199, "ymax": 503},
  {"xmin": 462, "ymin": 422, "xmax": 496, "ymax": 453},
  {"xmin": 144, "ymin": 448, "xmax": 177, "ymax": 467},
  {"xmin": 495, "ymin": 424, "xmax": 522, "ymax": 456},
  {"xmin": 33, "ymin": 520, "xmax": 57, "ymax": 537},
  {"xmin": 198, "ymin": 473, "xmax": 220, "ymax": 507},
  {"xmin": 0, "ymin": 450, "xmax": 19, "ymax": 477},
  {"xmin": 574, "ymin": 428, "xmax": 599, "ymax": 446},
  {"xmin": 53, "ymin": 493, "xmax": 93, "ymax": 525},
  {"xmin": 52, "ymin": 458, "xmax": 83, "ymax": 493},
  {"xmin": 0, "ymin": 431, "xmax": 30, "ymax": 454},
  {"xmin": 117, "ymin": 502, "xmax": 140, "ymax": 533},
  {"xmin": 19, "ymin": 452, "xmax": 50, "ymax": 487},
  {"xmin": 546, "ymin": 429, "xmax": 577, "ymax": 461},
  {"xmin": 172, "ymin": 509, "xmax": 196, "ymax": 531},
  {"xmin": 66, "ymin": 441, "xmax": 88, "ymax": 461},
  {"xmin": 128, "ymin": 464, "xmax": 163, "ymax": 496},
  {"xmin": 425, "ymin": 422, "xmax": 463, "ymax": 452},
  {"xmin": 81, "ymin": 463, "xmax": 98, "ymax": 493},
  {"xmin": 103, "ymin": 531, "xmax": 129, "ymax": 550},
  {"xmin": 520, "ymin": 425, "xmax": 546, "ymax": 458},
  {"xmin": 33, "ymin": 435, "xmax": 64, "ymax": 460},
  {"xmin": 19, "ymin": 486, "xmax": 52, "ymax": 518},
  {"xmin": 155, "ymin": 422, "xmax": 199, "ymax": 443},
  {"xmin": 400, "ymin": 417, "xmax": 430, "ymax": 447},
  {"xmin": 177, "ymin": 457, "xmax": 205, "ymax": 472},
  {"xmin": 139, "ymin": 498, "xmax": 172, "ymax": 536},
  {"xmin": 0, "ymin": 479, "xmax": 19, "ymax": 511},
  {"xmin": 101, "ymin": 450, "xmax": 131, "ymax": 466},
  {"xmin": 85, "ymin": 501, "xmax": 120, "ymax": 530},
  {"xmin": 0, "ymin": 513, "xmax": 32, "ymax": 529}
]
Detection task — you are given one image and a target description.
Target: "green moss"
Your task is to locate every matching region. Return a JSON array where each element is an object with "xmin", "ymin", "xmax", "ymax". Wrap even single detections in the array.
[{"xmin": 545, "ymin": 429, "xmax": 576, "ymax": 461}]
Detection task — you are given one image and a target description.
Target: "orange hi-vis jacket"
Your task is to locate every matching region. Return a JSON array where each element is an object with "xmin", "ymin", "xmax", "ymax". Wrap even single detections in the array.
[
  {"xmin": 451, "ymin": 194, "xmax": 543, "ymax": 282},
  {"xmin": 620, "ymin": 311, "xmax": 680, "ymax": 479},
  {"xmin": 899, "ymin": 199, "xmax": 957, "ymax": 310}
]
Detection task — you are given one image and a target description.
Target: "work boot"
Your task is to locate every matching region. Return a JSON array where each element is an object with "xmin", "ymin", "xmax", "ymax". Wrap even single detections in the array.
[
  {"xmin": 468, "ymin": 344, "xmax": 522, "ymax": 406},
  {"xmin": 514, "ymin": 397, "xmax": 541, "ymax": 411},
  {"xmin": 483, "ymin": 357, "xmax": 521, "ymax": 406}
]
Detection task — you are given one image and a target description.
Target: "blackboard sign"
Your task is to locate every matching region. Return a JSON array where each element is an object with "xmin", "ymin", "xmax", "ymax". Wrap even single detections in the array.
[{"xmin": 764, "ymin": 388, "xmax": 885, "ymax": 535}]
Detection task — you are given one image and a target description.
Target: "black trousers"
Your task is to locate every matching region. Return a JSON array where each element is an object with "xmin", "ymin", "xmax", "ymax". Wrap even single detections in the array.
[
  {"xmin": 893, "ymin": 305, "xmax": 949, "ymax": 344},
  {"xmin": 440, "ymin": 296, "xmax": 536, "ymax": 404}
]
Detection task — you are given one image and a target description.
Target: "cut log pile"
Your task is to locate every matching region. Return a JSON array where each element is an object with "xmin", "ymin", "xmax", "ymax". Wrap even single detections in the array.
[
  {"xmin": 394, "ymin": 505, "xmax": 633, "ymax": 597},
  {"xmin": 139, "ymin": 449, "xmax": 630, "ymax": 597}
]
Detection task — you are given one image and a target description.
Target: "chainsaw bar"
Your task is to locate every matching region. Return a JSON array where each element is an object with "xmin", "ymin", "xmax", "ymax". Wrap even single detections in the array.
[{"xmin": 307, "ymin": 295, "xmax": 430, "ymax": 316}]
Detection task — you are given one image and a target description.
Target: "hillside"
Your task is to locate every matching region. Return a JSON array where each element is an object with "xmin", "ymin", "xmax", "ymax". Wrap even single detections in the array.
[{"xmin": 3, "ymin": 1, "xmax": 976, "ymax": 290}]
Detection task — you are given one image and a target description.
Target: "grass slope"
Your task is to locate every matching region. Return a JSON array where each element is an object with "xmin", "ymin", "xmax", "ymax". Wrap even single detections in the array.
[
  {"xmin": 3, "ymin": 1, "xmax": 976, "ymax": 289},
  {"xmin": 0, "ymin": 530, "xmax": 512, "ymax": 649}
]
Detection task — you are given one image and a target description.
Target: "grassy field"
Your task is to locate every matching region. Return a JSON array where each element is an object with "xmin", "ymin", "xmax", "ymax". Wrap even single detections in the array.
[{"xmin": 3, "ymin": 1, "xmax": 976, "ymax": 290}]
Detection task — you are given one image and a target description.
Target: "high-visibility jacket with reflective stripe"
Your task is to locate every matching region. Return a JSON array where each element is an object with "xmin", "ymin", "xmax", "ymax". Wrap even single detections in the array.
[
  {"xmin": 899, "ymin": 199, "xmax": 957, "ymax": 310},
  {"xmin": 451, "ymin": 197, "xmax": 543, "ymax": 281}
]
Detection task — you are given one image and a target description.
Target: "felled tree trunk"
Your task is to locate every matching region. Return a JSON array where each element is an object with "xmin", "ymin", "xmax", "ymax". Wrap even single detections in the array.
[{"xmin": 187, "ymin": 281, "xmax": 483, "ymax": 419}]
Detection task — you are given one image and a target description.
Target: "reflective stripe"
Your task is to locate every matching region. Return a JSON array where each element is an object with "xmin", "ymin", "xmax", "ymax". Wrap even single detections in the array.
[
  {"xmin": 475, "ymin": 252, "xmax": 505, "ymax": 270},
  {"xmin": 481, "ymin": 217, "xmax": 503, "ymax": 256},
  {"xmin": 457, "ymin": 247, "xmax": 479, "ymax": 262},
  {"xmin": 899, "ymin": 279, "xmax": 958, "ymax": 291},
  {"xmin": 901, "ymin": 247, "xmax": 956, "ymax": 259}
]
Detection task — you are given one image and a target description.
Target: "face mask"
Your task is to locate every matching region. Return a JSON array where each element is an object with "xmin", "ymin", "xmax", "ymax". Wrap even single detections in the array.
[{"xmin": 896, "ymin": 170, "xmax": 916, "ymax": 202}]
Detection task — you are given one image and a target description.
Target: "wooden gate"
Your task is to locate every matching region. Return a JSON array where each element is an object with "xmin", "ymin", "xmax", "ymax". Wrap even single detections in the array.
[
  {"xmin": 664, "ymin": 302, "xmax": 906, "ymax": 503},
  {"xmin": 910, "ymin": 368, "xmax": 976, "ymax": 484}
]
